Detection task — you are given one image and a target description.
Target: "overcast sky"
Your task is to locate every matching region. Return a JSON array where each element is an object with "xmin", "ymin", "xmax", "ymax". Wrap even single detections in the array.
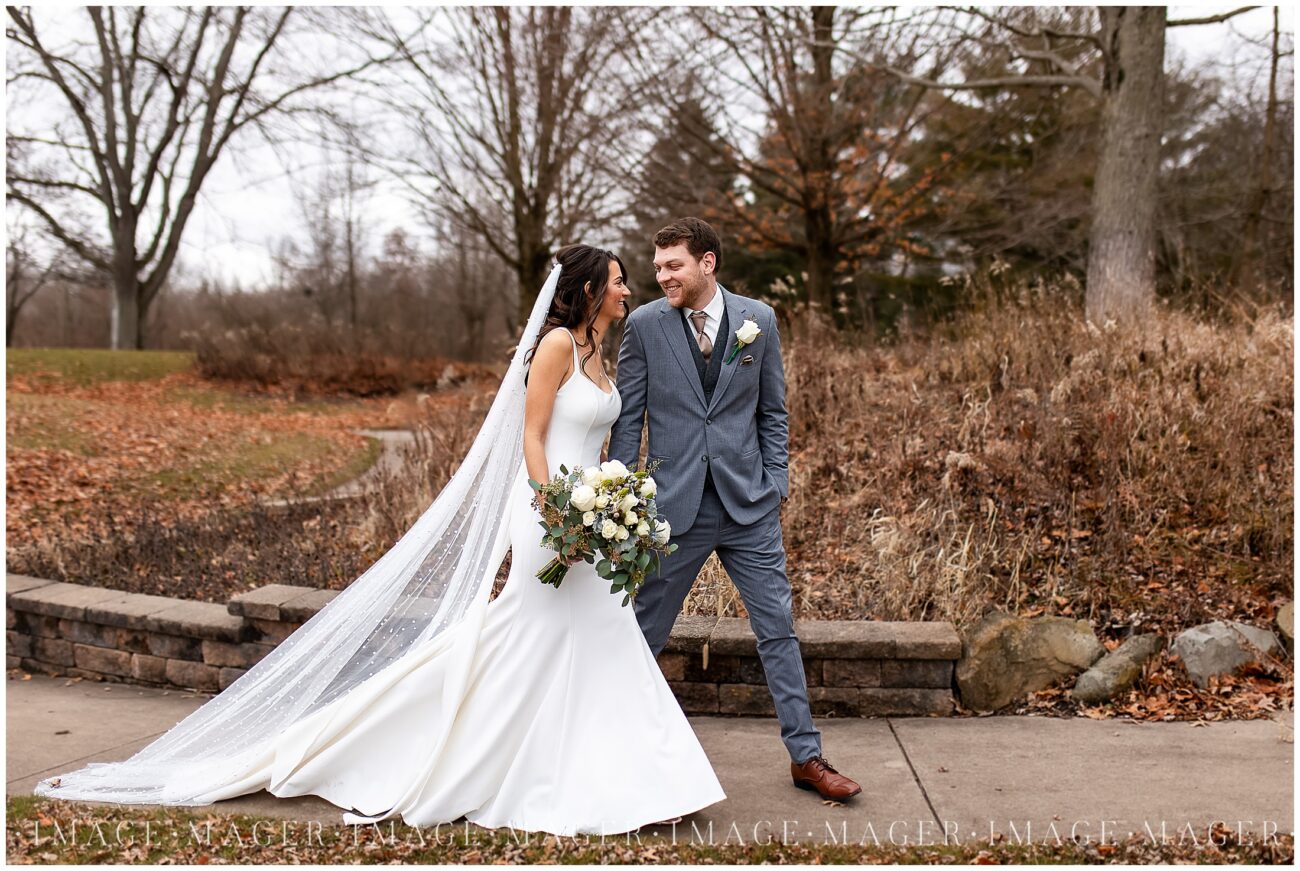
[{"xmin": 8, "ymin": 5, "xmax": 1292, "ymax": 291}]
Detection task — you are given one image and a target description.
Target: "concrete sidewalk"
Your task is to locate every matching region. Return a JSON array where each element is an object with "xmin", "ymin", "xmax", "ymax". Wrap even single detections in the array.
[{"xmin": 6, "ymin": 673, "xmax": 1293, "ymax": 846}]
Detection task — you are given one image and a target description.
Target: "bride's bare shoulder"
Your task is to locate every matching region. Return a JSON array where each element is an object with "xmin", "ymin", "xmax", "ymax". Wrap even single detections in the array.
[{"xmin": 529, "ymin": 329, "xmax": 575, "ymax": 387}]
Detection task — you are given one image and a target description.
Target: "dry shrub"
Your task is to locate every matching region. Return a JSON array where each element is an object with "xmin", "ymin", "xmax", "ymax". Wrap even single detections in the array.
[
  {"xmin": 353, "ymin": 389, "xmax": 491, "ymax": 549},
  {"xmin": 778, "ymin": 271, "xmax": 1292, "ymax": 633},
  {"xmin": 6, "ymin": 497, "xmax": 373, "ymax": 603},
  {"xmin": 191, "ymin": 321, "xmax": 498, "ymax": 397}
]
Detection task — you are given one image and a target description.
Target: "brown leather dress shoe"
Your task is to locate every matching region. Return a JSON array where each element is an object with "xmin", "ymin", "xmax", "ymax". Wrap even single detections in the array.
[{"xmin": 791, "ymin": 755, "xmax": 862, "ymax": 800}]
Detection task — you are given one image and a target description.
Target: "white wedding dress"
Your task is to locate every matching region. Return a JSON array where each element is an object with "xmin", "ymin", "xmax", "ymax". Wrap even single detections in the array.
[{"xmin": 177, "ymin": 330, "xmax": 725, "ymax": 835}]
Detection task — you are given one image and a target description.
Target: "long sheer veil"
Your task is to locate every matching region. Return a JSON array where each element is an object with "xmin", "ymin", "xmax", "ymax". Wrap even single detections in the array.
[{"xmin": 33, "ymin": 263, "xmax": 564, "ymax": 805}]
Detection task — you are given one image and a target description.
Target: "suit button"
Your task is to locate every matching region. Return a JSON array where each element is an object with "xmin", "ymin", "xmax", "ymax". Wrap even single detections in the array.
[
  {"xmin": 701, "ymin": 454, "xmax": 708, "ymax": 462},
  {"xmin": 706, "ymin": 419, "xmax": 711, "ymax": 425}
]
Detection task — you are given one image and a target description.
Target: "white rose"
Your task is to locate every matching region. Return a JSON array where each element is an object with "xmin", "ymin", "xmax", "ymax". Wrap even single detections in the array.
[
  {"xmin": 581, "ymin": 467, "xmax": 603, "ymax": 487},
  {"xmin": 653, "ymin": 519, "xmax": 671, "ymax": 544},
  {"xmin": 600, "ymin": 519, "xmax": 619, "ymax": 539},
  {"xmin": 570, "ymin": 484, "xmax": 597, "ymax": 512},
  {"xmin": 618, "ymin": 493, "xmax": 638, "ymax": 514},
  {"xmin": 614, "ymin": 525, "xmax": 630, "ymax": 541},
  {"xmin": 582, "ymin": 511, "xmax": 597, "ymax": 527},
  {"xmin": 639, "ymin": 477, "xmax": 657, "ymax": 498},
  {"xmin": 595, "ymin": 493, "xmax": 610, "ymax": 509},
  {"xmin": 636, "ymin": 521, "xmax": 650, "ymax": 536},
  {"xmin": 624, "ymin": 511, "xmax": 637, "ymax": 526},
  {"xmin": 736, "ymin": 318, "xmax": 762, "ymax": 345},
  {"xmin": 599, "ymin": 459, "xmax": 629, "ymax": 483}
]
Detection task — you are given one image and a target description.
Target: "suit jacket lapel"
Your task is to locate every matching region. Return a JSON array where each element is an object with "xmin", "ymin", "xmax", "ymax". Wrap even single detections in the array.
[
  {"xmin": 706, "ymin": 286, "xmax": 747, "ymax": 414},
  {"xmin": 658, "ymin": 301, "xmax": 708, "ymax": 407}
]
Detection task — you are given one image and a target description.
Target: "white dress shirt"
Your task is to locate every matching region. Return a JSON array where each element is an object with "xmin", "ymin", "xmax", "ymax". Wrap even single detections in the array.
[{"xmin": 683, "ymin": 285, "xmax": 725, "ymax": 349}]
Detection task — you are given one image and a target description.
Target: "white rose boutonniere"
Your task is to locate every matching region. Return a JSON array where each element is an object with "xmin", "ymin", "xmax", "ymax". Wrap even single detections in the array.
[{"xmin": 725, "ymin": 318, "xmax": 762, "ymax": 364}]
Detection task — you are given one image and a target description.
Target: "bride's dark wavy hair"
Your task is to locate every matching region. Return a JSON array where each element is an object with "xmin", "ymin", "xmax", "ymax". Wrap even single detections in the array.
[{"xmin": 524, "ymin": 244, "xmax": 629, "ymax": 377}]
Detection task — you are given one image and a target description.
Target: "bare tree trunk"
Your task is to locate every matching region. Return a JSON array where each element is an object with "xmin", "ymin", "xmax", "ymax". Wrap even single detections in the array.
[
  {"xmin": 1231, "ymin": 6, "xmax": 1281, "ymax": 294},
  {"xmin": 804, "ymin": 6, "xmax": 838, "ymax": 315},
  {"xmin": 111, "ymin": 215, "xmax": 142, "ymax": 349},
  {"xmin": 110, "ymin": 278, "xmax": 142, "ymax": 350},
  {"xmin": 806, "ymin": 5, "xmax": 837, "ymax": 314},
  {"xmin": 345, "ymin": 209, "xmax": 358, "ymax": 333},
  {"xmin": 1085, "ymin": 7, "xmax": 1166, "ymax": 325},
  {"xmin": 518, "ymin": 244, "xmax": 554, "ymax": 326}
]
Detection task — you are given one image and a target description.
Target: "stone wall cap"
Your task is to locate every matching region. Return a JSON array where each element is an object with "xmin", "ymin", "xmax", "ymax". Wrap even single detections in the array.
[
  {"xmin": 8, "ymin": 583, "xmax": 123, "ymax": 621},
  {"xmin": 888, "ymin": 622, "xmax": 962, "ymax": 659},
  {"xmin": 146, "ymin": 600, "xmax": 246, "ymax": 642},
  {"xmin": 662, "ymin": 618, "xmax": 963, "ymax": 661},
  {"xmin": 227, "ymin": 584, "xmax": 316, "ymax": 620},
  {"xmin": 706, "ymin": 617, "xmax": 759, "ymax": 655},
  {"xmin": 6, "ymin": 575, "xmax": 58, "ymax": 598},
  {"xmin": 84, "ymin": 591, "xmax": 186, "ymax": 629},
  {"xmin": 279, "ymin": 588, "xmax": 340, "ymax": 623},
  {"xmin": 662, "ymin": 615, "xmax": 714, "ymax": 653}
]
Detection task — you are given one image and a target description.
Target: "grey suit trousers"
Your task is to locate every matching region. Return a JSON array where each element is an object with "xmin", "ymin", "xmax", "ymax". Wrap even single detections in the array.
[{"xmin": 634, "ymin": 476, "xmax": 823, "ymax": 764}]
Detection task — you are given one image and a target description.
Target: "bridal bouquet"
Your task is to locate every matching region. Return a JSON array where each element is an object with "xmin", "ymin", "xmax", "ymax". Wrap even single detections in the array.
[{"xmin": 529, "ymin": 459, "xmax": 677, "ymax": 606}]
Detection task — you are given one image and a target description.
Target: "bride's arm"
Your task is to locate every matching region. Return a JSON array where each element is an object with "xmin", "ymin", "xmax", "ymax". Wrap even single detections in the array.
[{"xmin": 523, "ymin": 329, "xmax": 572, "ymax": 499}]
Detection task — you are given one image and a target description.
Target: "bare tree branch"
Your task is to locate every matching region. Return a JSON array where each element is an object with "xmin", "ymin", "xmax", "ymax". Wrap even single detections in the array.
[
  {"xmin": 6, "ymin": 5, "xmax": 405, "ymax": 347},
  {"xmin": 1167, "ymin": 6, "xmax": 1261, "ymax": 28}
]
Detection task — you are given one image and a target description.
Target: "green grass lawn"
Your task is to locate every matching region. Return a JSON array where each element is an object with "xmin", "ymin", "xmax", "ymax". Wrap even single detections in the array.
[
  {"xmin": 6, "ymin": 348, "xmax": 195, "ymax": 385},
  {"xmin": 148, "ymin": 431, "xmax": 383, "ymax": 499}
]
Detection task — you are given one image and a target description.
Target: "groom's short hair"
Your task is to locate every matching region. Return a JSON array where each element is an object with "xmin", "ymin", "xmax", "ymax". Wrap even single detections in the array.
[{"xmin": 654, "ymin": 217, "xmax": 722, "ymax": 274}]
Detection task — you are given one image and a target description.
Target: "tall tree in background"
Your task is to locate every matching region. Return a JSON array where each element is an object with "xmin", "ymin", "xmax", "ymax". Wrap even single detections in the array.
[
  {"xmin": 655, "ymin": 7, "xmax": 963, "ymax": 319},
  {"xmin": 362, "ymin": 6, "xmax": 644, "ymax": 325},
  {"xmin": 6, "ymin": 220, "xmax": 56, "ymax": 346},
  {"xmin": 1232, "ymin": 6, "xmax": 1290, "ymax": 293},
  {"xmin": 621, "ymin": 89, "xmax": 741, "ymax": 301},
  {"xmin": 278, "ymin": 139, "xmax": 376, "ymax": 330},
  {"xmin": 882, "ymin": 5, "xmax": 1263, "ymax": 325},
  {"xmin": 5, "ymin": 6, "xmax": 392, "ymax": 349}
]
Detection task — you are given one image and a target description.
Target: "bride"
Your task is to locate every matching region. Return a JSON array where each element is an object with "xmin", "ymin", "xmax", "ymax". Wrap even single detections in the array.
[{"xmin": 33, "ymin": 244, "xmax": 727, "ymax": 836}]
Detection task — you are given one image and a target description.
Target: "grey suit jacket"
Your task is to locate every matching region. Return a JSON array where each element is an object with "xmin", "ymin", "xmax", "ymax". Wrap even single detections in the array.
[{"xmin": 608, "ymin": 284, "xmax": 789, "ymax": 535}]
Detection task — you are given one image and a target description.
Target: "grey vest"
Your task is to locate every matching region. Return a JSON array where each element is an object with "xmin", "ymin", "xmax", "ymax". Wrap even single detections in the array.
[{"xmin": 678, "ymin": 302, "xmax": 730, "ymax": 404}]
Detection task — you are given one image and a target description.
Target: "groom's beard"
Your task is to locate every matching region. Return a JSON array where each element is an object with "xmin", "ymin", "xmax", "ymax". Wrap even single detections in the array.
[{"xmin": 664, "ymin": 274, "xmax": 711, "ymax": 309}]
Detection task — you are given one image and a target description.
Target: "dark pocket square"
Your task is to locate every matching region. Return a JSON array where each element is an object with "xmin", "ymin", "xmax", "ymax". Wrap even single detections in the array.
[{"xmin": 741, "ymin": 355, "xmax": 754, "ymax": 365}]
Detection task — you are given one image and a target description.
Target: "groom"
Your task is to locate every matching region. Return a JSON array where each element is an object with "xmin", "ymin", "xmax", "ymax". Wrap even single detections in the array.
[{"xmin": 609, "ymin": 217, "xmax": 861, "ymax": 801}]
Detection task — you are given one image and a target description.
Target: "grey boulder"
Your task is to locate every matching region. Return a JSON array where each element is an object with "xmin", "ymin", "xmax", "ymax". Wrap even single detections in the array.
[
  {"xmin": 1071, "ymin": 633, "xmax": 1165, "ymax": 704},
  {"xmin": 1170, "ymin": 620, "xmax": 1281, "ymax": 688}
]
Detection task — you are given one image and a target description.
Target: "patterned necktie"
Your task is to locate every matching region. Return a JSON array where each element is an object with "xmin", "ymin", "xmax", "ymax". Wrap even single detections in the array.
[{"xmin": 689, "ymin": 310, "xmax": 712, "ymax": 360}]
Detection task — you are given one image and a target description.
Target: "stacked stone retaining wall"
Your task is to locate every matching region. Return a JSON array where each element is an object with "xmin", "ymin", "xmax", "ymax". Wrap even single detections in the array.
[{"xmin": 7, "ymin": 576, "xmax": 959, "ymax": 716}]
